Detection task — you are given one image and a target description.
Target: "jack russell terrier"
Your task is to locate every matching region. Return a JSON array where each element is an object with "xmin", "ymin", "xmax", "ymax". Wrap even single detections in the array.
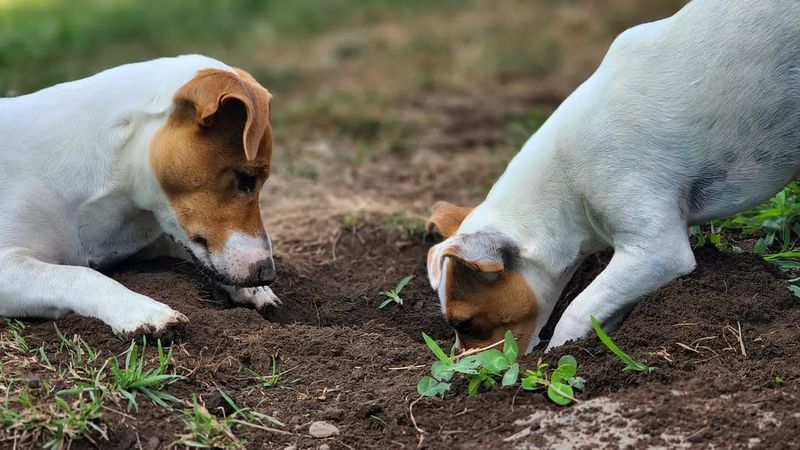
[
  {"xmin": 0, "ymin": 55, "xmax": 280, "ymax": 335},
  {"xmin": 427, "ymin": 0, "xmax": 800, "ymax": 353}
]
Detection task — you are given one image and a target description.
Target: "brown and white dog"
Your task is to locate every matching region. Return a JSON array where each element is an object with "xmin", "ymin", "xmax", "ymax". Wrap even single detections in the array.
[
  {"xmin": 0, "ymin": 55, "xmax": 280, "ymax": 334},
  {"xmin": 427, "ymin": 0, "xmax": 800, "ymax": 353}
]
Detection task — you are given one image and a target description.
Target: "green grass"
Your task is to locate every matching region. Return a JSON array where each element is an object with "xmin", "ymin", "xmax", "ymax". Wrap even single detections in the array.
[
  {"xmin": 1, "ymin": 387, "xmax": 107, "ymax": 449},
  {"xmin": 245, "ymin": 354, "xmax": 282, "ymax": 388},
  {"xmin": 106, "ymin": 338, "xmax": 183, "ymax": 411},
  {"xmin": 0, "ymin": 322, "xmax": 191, "ymax": 447},
  {"xmin": 0, "ymin": 0, "xmax": 466, "ymax": 95},
  {"xmin": 590, "ymin": 316, "xmax": 654, "ymax": 373},
  {"xmin": 177, "ymin": 391, "xmax": 285, "ymax": 449}
]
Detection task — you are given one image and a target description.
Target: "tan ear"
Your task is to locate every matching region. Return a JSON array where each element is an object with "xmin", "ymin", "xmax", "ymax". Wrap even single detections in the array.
[
  {"xmin": 427, "ymin": 201, "xmax": 474, "ymax": 238},
  {"xmin": 427, "ymin": 233, "xmax": 506, "ymax": 290},
  {"xmin": 175, "ymin": 68, "xmax": 272, "ymax": 161}
]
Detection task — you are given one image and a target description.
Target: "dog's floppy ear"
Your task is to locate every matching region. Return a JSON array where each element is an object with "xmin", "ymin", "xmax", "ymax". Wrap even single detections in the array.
[
  {"xmin": 175, "ymin": 68, "xmax": 272, "ymax": 161},
  {"xmin": 427, "ymin": 232, "xmax": 507, "ymax": 290},
  {"xmin": 427, "ymin": 201, "xmax": 474, "ymax": 238}
]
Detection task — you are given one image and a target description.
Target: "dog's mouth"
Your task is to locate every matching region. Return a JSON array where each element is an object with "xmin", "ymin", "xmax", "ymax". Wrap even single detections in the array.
[{"xmin": 168, "ymin": 235, "xmax": 271, "ymax": 288}]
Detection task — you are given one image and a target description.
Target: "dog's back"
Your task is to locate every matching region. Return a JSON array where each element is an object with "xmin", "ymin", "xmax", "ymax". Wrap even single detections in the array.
[{"xmin": 560, "ymin": 0, "xmax": 800, "ymax": 223}]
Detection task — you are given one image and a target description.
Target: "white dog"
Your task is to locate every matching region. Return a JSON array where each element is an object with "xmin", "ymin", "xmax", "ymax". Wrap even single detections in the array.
[
  {"xmin": 427, "ymin": 0, "xmax": 800, "ymax": 352},
  {"xmin": 0, "ymin": 55, "xmax": 281, "ymax": 334}
]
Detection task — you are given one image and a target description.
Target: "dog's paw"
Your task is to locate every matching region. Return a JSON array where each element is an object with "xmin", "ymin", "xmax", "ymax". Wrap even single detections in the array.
[
  {"xmin": 111, "ymin": 297, "xmax": 189, "ymax": 339},
  {"xmin": 222, "ymin": 285, "xmax": 282, "ymax": 309}
]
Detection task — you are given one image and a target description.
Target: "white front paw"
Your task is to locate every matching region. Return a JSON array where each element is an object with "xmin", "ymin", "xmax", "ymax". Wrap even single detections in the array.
[
  {"xmin": 222, "ymin": 285, "xmax": 281, "ymax": 309},
  {"xmin": 546, "ymin": 315, "xmax": 591, "ymax": 352},
  {"xmin": 107, "ymin": 295, "xmax": 189, "ymax": 335}
]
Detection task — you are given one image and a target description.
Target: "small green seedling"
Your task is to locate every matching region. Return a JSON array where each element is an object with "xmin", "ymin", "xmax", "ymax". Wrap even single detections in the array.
[
  {"xmin": 591, "ymin": 315, "xmax": 654, "ymax": 373},
  {"xmin": 246, "ymin": 354, "xmax": 281, "ymax": 388},
  {"xmin": 521, "ymin": 355, "xmax": 585, "ymax": 406},
  {"xmin": 417, "ymin": 331, "xmax": 520, "ymax": 397},
  {"xmin": 774, "ymin": 375, "xmax": 784, "ymax": 386},
  {"xmin": 379, "ymin": 275, "xmax": 413, "ymax": 309}
]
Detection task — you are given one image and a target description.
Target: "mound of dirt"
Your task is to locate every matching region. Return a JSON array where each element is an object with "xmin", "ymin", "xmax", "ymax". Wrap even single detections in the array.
[{"xmin": 14, "ymin": 228, "xmax": 800, "ymax": 449}]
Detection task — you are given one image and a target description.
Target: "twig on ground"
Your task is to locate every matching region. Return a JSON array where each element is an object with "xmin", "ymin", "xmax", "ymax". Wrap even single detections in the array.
[{"xmin": 409, "ymin": 395, "xmax": 427, "ymax": 449}]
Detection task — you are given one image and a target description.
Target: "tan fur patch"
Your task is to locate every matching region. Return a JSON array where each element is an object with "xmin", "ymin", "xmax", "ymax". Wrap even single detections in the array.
[
  {"xmin": 150, "ymin": 68, "xmax": 273, "ymax": 253},
  {"xmin": 444, "ymin": 260, "xmax": 538, "ymax": 351},
  {"xmin": 427, "ymin": 201, "xmax": 474, "ymax": 238}
]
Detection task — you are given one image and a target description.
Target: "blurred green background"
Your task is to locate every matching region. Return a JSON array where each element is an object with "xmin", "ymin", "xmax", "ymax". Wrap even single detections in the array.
[{"xmin": 0, "ymin": 0, "xmax": 686, "ymax": 95}]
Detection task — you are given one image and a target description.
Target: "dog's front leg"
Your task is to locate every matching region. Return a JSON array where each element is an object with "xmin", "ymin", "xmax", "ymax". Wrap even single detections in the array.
[
  {"xmin": 0, "ymin": 248, "xmax": 188, "ymax": 334},
  {"xmin": 547, "ymin": 223, "xmax": 696, "ymax": 350}
]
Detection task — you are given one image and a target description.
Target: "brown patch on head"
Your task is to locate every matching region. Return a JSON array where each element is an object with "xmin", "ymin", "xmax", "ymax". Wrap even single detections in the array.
[
  {"xmin": 428, "ymin": 232, "xmax": 538, "ymax": 352},
  {"xmin": 150, "ymin": 67, "xmax": 273, "ymax": 253},
  {"xmin": 444, "ymin": 262, "xmax": 538, "ymax": 352},
  {"xmin": 427, "ymin": 201, "xmax": 474, "ymax": 238}
]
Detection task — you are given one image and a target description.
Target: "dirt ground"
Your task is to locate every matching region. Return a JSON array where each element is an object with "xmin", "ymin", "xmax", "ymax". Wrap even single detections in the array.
[
  {"xmin": 7, "ymin": 230, "xmax": 799, "ymax": 449},
  {"xmin": 3, "ymin": 0, "xmax": 800, "ymax": 448}
]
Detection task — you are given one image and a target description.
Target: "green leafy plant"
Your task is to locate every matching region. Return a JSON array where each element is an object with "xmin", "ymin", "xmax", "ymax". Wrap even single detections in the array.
[
  {"xmin": 417, "ymin": 332, "xmax": 515, "ymax": 397},
  {"xmin": 520, "ymin": 355, "xmax": 585, "ymax": 406},
  {"xmin": 379, "ymin": 275, "xmax": 413, "ymax": 309},
  {"xmin": 591, "ymin": 315, "xmax": 654, "ymax": 373},
  {"xmin": 417, "ymin": 331, "xmax": 582, "ymax": 402},
  {"xmin": 107, "ymin": 338, "xmax": 183, "ymax": 411},
  {"xmin": 691, "ymin": 182, "xmax": 800, "ymax": 295}
]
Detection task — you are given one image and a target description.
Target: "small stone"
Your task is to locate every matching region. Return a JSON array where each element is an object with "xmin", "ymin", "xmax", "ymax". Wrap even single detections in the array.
[
  {"xmin": 282, "ymin": 446, "xmax": 297, "ymax": 450},
  {"xmin": 144, "ymin": 436, "xmax": 160, "ymax": 450},
  {"xmin": 319, "ymin": 445, "xmax": 331, "ymax": 450},
  {"xmin": 309, "ymin": 421, "xmax": 340, "ymax": 438}
]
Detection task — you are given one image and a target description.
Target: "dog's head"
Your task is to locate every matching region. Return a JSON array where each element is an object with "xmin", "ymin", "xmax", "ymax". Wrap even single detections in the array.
[
  {"xmin": 150, "ymin": 68, "xmax": 274, "ymax": 287},
  {"xmin": 427, "ymin": 201, "xmax": 539, "ymax": 352}
]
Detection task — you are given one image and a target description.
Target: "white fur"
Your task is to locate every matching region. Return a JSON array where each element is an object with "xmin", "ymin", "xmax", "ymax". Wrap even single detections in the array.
[
  {"xmin": 210, "ymin": 232, "xmax": 273, "ymax": 282},
  {"xmin": 0, "ymin": 55, "xmax": 279, "ymax": 334},
  {"xmin": 446, "ymin": 1, "xmax": 800, "ymax": 351}
]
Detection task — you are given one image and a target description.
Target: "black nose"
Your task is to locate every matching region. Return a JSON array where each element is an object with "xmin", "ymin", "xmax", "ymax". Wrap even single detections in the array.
[{"xmin": 250, "ymin": 258, "xmax": 276, "ymax": 286}]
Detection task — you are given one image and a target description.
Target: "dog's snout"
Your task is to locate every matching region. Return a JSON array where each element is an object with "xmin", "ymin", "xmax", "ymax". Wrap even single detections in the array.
[{"xmin": 250, "ymin": 258, "xmax": 276, "ymax": 286}]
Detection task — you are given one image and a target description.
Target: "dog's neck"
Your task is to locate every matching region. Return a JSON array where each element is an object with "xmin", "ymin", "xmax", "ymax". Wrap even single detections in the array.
[{"xmin": 459, "ymin": 93, "xmax": 603, "ymax": 347}]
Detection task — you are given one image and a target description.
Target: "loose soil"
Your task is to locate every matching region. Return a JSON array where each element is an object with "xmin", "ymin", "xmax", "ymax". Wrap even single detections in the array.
[{"xmin": 9, "ymin": 226, "xmax": 800, "ymax": 449}]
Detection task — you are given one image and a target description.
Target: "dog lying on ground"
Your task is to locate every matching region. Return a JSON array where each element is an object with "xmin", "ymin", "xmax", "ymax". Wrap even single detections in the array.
[
  {"xmin": 427, "ymin": 0, "xmax": 800, "ymax": 353},
  {"xmin": 0, "ymin": 55, "xmax": 280, "ymax": 334}
]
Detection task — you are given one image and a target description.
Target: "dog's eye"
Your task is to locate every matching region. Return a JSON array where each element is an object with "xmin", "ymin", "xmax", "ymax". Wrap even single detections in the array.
[{"xmin": 236, "ymin": 173, "xmax": 257, "ymax": 193}]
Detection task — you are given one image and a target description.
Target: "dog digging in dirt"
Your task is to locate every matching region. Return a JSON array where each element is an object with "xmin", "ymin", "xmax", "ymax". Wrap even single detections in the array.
[
  {"xmin": 427, "ymin": 0, "xmax": 800, "ymax": 353},
  {"xmin": 0, "ymin": 55, "xmax": 280, "ymax": 335}
]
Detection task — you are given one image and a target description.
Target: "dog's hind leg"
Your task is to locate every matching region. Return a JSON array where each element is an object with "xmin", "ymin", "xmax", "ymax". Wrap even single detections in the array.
[
  {"xmin": 0, "ymin": 247, "xmax": 188, "ymax": 334},
  {"xmin": 546, "ymin": 218, "xmax": 696, "ymax": 350}
]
